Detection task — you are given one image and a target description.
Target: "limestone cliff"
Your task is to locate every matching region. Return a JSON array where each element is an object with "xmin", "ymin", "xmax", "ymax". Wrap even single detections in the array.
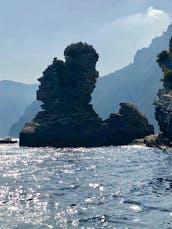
[{"xmin": 20, "ymin": 42, "xmax": 153, "ymax": 147}]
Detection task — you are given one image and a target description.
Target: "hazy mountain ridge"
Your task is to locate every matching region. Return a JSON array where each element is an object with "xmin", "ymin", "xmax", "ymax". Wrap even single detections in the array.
[
  {"xmin": 9, "ymin": 101, "xmax": 41, "ymax": 137},
  {"xmin": 7, "ymin": 23, "xmax": 172, "ymax": 136},
  {"xmin": 0, "ymin": 80, "xmax": 38, "ymax": 137}
]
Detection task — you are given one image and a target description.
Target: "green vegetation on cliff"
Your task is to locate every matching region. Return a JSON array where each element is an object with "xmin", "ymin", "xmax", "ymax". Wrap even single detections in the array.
[{"xmin": 157, "ymin": 37, "xmax": 172, "ymax": 88}]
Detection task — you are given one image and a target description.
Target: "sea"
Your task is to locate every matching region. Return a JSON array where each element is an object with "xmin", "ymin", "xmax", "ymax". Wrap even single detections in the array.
[{"xmin": 0, "ymin": 143, "xmax": 172, "ymax": 229}]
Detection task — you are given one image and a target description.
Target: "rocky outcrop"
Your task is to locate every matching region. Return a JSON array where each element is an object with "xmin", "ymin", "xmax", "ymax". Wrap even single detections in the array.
[
  {"xmin": 20, "ymin": 42, "xmax": 154, "ymax": 147},
  {"xmin": 104, "ymin": 103, "xmax": 154, "ymax": 145}
]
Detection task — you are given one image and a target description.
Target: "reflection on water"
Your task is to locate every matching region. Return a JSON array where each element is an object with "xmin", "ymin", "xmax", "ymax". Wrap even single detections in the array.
[{"xmin": 0, "ymin": 144, "xmax": 172, "ymax": 228}]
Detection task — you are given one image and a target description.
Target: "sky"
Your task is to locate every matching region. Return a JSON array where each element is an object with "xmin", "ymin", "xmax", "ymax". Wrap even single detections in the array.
[{"xmin": 0, "ymin": 0, "xmax": 172, "ymax": 83}]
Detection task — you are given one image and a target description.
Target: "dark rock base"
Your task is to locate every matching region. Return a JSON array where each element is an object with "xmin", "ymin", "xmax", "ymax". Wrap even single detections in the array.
[{"xmin": 19, "ymin": 103, "xmax": 154, "ymax": 148}]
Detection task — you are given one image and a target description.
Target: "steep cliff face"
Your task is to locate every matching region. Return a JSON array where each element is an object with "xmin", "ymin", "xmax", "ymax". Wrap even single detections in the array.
[
  {"xmin": 155, "ymin": 89, "xmax": 172, "ymax": 141},
  {"xmin": 20, "ymin": 42, "xmax": 153, "ymax": 147},
  {"xmin": 154, "ymin": 37, "xmax": 172, "ymax": 142}
]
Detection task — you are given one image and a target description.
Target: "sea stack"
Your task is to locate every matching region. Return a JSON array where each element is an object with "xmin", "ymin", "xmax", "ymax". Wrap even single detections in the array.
[{"xmin": 20, "ymin": 42, "xmax": 154, "ymax": 147}]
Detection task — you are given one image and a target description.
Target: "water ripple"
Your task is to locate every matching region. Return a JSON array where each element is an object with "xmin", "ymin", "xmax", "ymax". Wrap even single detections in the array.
[{"xmin": 0, "ymin": 144, "xmax": 171, "ymax": 228}]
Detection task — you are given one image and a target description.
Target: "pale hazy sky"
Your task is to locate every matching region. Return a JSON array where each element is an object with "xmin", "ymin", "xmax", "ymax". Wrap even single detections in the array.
[{"xmin": 0, "ymin": 0, "xmax": 172, "ymax": 83}]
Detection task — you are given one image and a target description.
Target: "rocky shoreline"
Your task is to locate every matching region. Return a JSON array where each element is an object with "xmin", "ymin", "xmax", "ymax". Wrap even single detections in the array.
[{"xmin": 132, "ymin": 133, "xmax": 172, "ymax": 151}]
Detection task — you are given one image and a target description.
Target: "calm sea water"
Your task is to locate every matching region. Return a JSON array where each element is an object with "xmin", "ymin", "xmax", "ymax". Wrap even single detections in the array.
[{"xmin": 0, "ymin": 144, "xmax": 172, "ymax": 229}]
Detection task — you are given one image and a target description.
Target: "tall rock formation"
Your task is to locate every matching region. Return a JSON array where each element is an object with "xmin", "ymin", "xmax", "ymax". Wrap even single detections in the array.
[
  {"xmin": 20, "ymin": 42, "xmax": 153, "ymax": 147},
  {"xmin": 20, "ymin": 43, "xmax": 104, "ymax": 147}
]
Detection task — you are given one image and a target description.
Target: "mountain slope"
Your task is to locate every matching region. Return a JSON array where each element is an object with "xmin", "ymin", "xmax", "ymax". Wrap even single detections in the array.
[
  {"xmin": 0, "ymin": 80, "xmax": 37, "ymax": 137},
  {"xmin": 92, "ymin": 23, "xmax": 172, "ymax": 130},
  {"xmin": 9, "ymin": 100, "xmax": 41, "ymax": 137}
]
